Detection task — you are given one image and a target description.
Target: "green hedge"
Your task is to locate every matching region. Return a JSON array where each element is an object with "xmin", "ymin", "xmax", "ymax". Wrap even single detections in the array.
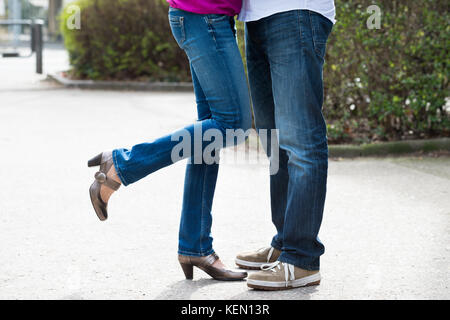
[
  {"xmin": 61, "ymin": 0, "xmax": 449, "ymax": 143},
  {"xmin": 60, "ymin": 0, "xmax": 190, "ymax": 81},
  {"xmin": 324, "ymin": 0, "xmax": 449, "ymax": 143}
]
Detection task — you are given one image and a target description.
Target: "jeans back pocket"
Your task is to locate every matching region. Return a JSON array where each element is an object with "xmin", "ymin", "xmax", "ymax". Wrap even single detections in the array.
[
  {"xmin": 169, "ymin": 15, "xmax": 185, "ymax": 48},
  {"xmin": 309, "ymin": 11, "xmax": 333, "ymax": 60}
]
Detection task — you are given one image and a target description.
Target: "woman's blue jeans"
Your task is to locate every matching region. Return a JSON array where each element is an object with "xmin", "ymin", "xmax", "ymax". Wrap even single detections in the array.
[
  {"xmin": 112, "ymin": 8, "xmax": 252, "ymax": 257},
  {"xmin": 246, "ymin": 10, "xmax": 333, "ymax": 270}
]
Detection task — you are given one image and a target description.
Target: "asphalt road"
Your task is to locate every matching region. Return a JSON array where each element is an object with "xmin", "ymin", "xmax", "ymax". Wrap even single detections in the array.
[{"xmin": 0, "ymin": 49, "xmax": 449, "ymax": 300}]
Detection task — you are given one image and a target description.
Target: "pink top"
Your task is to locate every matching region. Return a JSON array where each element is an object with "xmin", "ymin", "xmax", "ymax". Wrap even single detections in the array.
[{"xmin": 167, "ymin": 0, "xmax": 242, "ymax": 16}]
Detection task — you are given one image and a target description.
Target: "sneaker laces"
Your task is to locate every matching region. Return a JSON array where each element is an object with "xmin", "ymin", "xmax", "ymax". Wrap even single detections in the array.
[
  {"xmin": 267, "ymin": 247, "xmax": 274, "ymax": 262},
  {"xmin": 256, "ymin": 247, "xmax": 275, "ymax": 263},
  {"xmin": 261, "ymin": 261, "xmax": 295, "ymax": 287}
]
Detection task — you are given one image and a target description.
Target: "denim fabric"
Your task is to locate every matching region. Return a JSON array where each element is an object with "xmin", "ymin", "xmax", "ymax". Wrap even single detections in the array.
[
  {"xmin": 246, "ymin": 10, "xmax": 333, "ymax": 270},
  {"xmin": 113, "ymin": 7, "xmax": 251, "ymax": 256}
]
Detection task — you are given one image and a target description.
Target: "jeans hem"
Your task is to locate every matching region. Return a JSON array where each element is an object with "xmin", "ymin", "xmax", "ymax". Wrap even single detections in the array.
[
  {"xmin": 112, "ymin": 149, "xmax": 129, "ymax": 186},
  {"xmin": 178, "ymin": 248, "xmax": 215, "ymax": 257},
  {"xmin": 270, "ymin": 238, "xmax": 283, "ymax": 251},
  {"xmin": 278, "ymin": 253, "xmax": 320, "ymax": 271}
]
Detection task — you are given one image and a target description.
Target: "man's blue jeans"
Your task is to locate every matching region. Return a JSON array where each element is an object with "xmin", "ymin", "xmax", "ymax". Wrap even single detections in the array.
[
  {"xmin": 112, "ymin": 8, "xmax": 252, "ymax": 257},
  {"xmin": 246, "ymin": 10, "xmax": 333, "ymax": 270}
]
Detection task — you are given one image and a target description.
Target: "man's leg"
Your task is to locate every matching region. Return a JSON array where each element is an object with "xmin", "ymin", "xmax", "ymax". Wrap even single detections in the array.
[
  {"xmin": 234, "ymin": 20, "xmax": 290, "ymax": 270},
  {"xmin": 268, "ymin": 10, "xmax": 333, "ymax": 271},
  {"xmin": 246, "ymin": 10, "xmax": 333, "ymax": 290},
  {"xmin": 245, "ymin": 22, "xmax": 287, "ymax": 251}
]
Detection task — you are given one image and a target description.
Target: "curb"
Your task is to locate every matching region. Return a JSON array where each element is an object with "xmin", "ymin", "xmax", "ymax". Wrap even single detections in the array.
[
  {"xmin": 47, "ymin": 72, "xmax": 194, "ymax": 92},
  {"xmin": 329, "ymin": 138, "xmax": 450, "ymax": 158},
  {"xmin": 248, "ymin": 134, "xmax": 449, "ymax": 158},
  {"xmin": 44, "ymin": 73, "xmax": 450, "ymax": 158}
]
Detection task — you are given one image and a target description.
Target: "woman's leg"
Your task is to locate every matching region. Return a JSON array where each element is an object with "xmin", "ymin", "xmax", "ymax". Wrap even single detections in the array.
[
  {"xmin": 93, "ymin": 9, "xmax": 251, "ymax": 279},
  {"xmin": 112, "ymin": 10, "xmax": 251, "ymax": 187},
  {"xmin": 179, "ymin": 158, "xmax": 219, "ymax": 256},
  {"xmin": 178, "ymin": 65, "xmax": 219, "ymax": 257}
]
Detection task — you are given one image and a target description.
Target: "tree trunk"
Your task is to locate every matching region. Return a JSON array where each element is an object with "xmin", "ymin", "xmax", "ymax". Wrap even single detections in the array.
[{"xmin": 48, "ymin": 0, "xmax": 63, "ymax": 40}]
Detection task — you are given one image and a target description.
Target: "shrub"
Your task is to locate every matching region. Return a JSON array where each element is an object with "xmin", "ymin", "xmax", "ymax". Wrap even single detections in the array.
[
  {"xmin": 324, "ymin": 0, "xmax": 449, "ymax": 143},
  {"xmin": 60, "ymin": 0, "xmax": 190, "ymax": 81},
  {"xmin": 61, "ymin": 0, "xmax": 449, "ymax": 143}
]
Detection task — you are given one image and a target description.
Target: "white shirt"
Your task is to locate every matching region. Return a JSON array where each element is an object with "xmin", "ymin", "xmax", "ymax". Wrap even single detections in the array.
[{"xmin": 238, "ymin": 0, "xmax": 336, "ymax": 24}]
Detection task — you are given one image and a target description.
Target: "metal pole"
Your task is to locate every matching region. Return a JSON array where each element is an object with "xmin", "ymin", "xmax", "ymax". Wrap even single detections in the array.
[
  {"xmin": 31, "ymin": 22, "xmax": 36, "ymax": 53},
  {"xmin": 34, "ymin": 22, "xmax": 43, "ymax": 74},
  {"xmin": 11, "ymin": 0, "xmax": 22, "ymax": 48},
  {"xmin": 0, "ymin": 0, "xmax": 6, "ymax": 17}
]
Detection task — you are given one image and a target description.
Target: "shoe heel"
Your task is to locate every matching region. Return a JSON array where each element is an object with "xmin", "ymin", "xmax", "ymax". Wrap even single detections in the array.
[
  {"xmin": 88, "ymin": 153, "xmax": 103, "ymax": 167},
  {"xmin": 180, "ymin": 263, "xmax": 194, "ymax": 280}
]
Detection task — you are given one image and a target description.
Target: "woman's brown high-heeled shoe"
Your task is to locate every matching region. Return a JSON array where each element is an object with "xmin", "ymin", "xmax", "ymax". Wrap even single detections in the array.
[
  {"xmin": 88, "ymin": 152, "xmax": 121, "ymax": 221},
  {"xmin": 178, "ymin": 253, "xmax": 247, "ymax": 281}
]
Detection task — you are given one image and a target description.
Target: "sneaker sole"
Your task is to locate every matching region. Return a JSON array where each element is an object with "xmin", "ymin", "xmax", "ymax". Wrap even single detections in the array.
[
  {"xmin": 235, "ymin": 258, "xmax": 269, "ymax": 270},
  {"xmin": 247, "ymin": 273, "xmax": 321, "ymax": 291}
]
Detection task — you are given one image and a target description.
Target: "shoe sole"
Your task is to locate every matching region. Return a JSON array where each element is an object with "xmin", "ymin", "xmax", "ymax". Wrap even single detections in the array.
[
  {"xmin": 183, "ymin": 264, "xmax": 247, "ymax": 281},
  {"xmin": 235, "ymin": 258, "xmax": 267, "ymax": 270},
  {"xmin": 247, "ymin": 273, "xmax": 321, "ymax": 291}
]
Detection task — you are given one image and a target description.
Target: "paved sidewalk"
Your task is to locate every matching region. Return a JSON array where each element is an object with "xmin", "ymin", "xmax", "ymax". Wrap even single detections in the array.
[
  {"xmin": 0, "ymin": 54, "xmax": 449, "ymax": 299},
  {"xmin": 0, "ymin": 43, "xmax": 69, "ymax": 91}
]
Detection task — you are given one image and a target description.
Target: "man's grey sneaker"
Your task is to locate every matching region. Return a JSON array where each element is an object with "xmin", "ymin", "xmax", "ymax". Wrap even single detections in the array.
[
  {"xmin": 235, "ymin": 247, "xmax": 281, "ymax": 270},
  {"xmin": 247, "ymin": 261, "xmax": 321, "ymax": 291}
]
